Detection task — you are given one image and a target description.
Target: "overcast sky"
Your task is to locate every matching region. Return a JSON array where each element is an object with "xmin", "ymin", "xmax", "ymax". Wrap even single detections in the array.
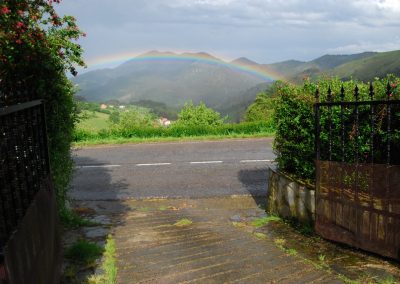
[{"xmin": 57, "ymin": 0, "xmax": 400, "ymax": 70}]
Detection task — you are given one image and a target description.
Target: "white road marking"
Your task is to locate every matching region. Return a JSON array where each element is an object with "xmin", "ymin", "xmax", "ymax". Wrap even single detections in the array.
[
  {"xmin": 136, "ymin": 163, "xmax": 171, "ymax": 166},
  {"xmin": 77, "ymin": 159, "xmax": 274, "ymax": 168},
  {"xmin": 190, "ymin": 161, "xmax": 223, "ymax": 164},
  {"xmin": 78, "ymin": 165, "xmax": 121, "ymax": 168},
  {"xmin": 240, "ymin": 159, "xmax": 273, "ymax": 163}
]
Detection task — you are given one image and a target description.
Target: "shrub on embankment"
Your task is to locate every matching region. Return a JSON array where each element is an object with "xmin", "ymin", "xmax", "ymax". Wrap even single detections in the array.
[{"xmin": 273, "ymin": 76, "xmax": 400, "ymax": 181}]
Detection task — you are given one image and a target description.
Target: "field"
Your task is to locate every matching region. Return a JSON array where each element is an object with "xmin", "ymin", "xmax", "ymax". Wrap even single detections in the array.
[
  {"xmin": 75, "ymin": 104, "xmax": 276, "ymax": 146},
  {"xmin": 77, "ymin": 111, "xmax": 110, "ymax": 132}
]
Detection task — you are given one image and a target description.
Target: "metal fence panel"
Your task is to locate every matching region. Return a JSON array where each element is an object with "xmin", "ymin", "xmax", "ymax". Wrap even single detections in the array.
[
  {"xmin": 315, "ymin": 84, "xmax": 400, "ymax": 260},
  {"xmin": 0, "ymin": 99, "xmax": 60, "ymax": 283},
  {"xmin": 0, "ymin": 101, "xmax": 49, "ymax": 250}
]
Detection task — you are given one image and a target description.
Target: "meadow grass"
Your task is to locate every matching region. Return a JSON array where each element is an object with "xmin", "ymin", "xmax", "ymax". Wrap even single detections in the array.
[
  {"xmin": 73, "ymin": 132, "xmax": 275, "ymax": 147},
  {"xmin": 73, "ymin": 120, "xmax": 275, "ymax": 146},
  {"xmin": 77, "ymin": 111, "xmax": 110, "ymax": 132}
]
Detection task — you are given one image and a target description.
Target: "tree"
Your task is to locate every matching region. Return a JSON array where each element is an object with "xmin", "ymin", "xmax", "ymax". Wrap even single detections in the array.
[
  {"xmin": 114, "ymin": 108, "xmax": 155, "ymax": 130},
  {"xmin": 245, "ymin": 85, "xmax": 276, "ymax": 123},
  {"xmin": 176, "ymin": 102, "xmax": 225, "ymax": 127},
  {"xmin": 108, "ymin": 110, "xmax": 120, "ymax": 124},
  {"xmin": 0, "ymin": 0, "xmax": 85, "ymax": 212}
]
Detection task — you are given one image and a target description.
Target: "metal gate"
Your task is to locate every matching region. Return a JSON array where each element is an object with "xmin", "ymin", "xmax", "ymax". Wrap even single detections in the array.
[
  {"xmin": 314, "ymin": 84, "xmax": 400, "ymax": 260},
  {"xmin": 0, "ymin": 92, "xmax": 61, "ymax": 283}
]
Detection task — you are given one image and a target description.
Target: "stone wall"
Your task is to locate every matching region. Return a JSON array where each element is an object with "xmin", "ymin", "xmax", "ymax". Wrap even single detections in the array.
[{"xmin": 267, "ymin": 167, "xmax": 315, "ymax": 225}]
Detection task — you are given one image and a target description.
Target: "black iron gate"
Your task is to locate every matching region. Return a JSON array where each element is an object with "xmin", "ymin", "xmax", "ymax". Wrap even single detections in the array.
[
  {"xmin": 0, "ymin": 94, "xmax": 61, "ymax": 283},
  {"xmin": 314, "ymin": 83, "xmax": 400, "ymax": 260}
]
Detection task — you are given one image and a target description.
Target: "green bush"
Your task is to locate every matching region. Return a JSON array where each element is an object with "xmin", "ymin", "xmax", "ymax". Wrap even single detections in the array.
[
  {"xmin": 273, "ymin": 81, "xmax": 316, "ymax": 179},
  {"xmin": 0, "ymin": 1, "xmax": 85, "ymax": 212},
  {"xmin": 245, "ymin": 85, "xmax": 277, "ymax": 124},
  {"xmin": 273, "ymin": 76, "xmax": 400, "ymax": 180},
  {"xmin": 111, "ymin": 108, "xmax": 155, "ymax": 130},
  {"xmin": 175, "ymin": 102, "xmax": 226, "ymax": 127},
  {"xmin": 65, "ymin": 240, "xmax": 103, "ymax": 265}
]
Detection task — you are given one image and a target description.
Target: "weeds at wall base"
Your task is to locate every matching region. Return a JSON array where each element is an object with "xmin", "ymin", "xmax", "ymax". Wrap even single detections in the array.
[{"xmin": 60, "ymin": 208, "xmax": 100, "ymax": 229}]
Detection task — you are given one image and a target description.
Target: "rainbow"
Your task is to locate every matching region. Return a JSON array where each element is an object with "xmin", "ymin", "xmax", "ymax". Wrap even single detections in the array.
[{"xmin": 85, "ymin": 51, "xmax": 283, "ymax": 81}]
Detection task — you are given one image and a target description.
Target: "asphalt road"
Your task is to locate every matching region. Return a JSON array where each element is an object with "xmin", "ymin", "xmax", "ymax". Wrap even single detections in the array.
[{"xmin": 70, "ymin": 138, "xmax": 274, "ymax": 200}]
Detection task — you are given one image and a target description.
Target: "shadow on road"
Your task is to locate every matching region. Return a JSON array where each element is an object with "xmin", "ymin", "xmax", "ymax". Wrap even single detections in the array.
[
  {"xmin": 71, "ymin": 154, "xmax": 132, "ymax": 200},
  {"xmin": 61, "ymin": 155, "xmax": 131, "ymax": 283},
  {"xmin": 237, "ymin": 167, "xmax": 269, "ymax": 209}
]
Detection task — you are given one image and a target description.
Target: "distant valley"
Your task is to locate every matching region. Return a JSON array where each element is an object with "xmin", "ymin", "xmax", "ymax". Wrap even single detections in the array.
[{"xmin": 73, "ymin": 49, "xmax": 400, "ymax": 121}]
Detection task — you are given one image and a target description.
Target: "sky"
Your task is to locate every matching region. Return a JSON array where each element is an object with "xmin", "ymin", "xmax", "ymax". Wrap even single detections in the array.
[{"xmin": 56, "ymin": 0, "xmax": 400, "ymax": 71}]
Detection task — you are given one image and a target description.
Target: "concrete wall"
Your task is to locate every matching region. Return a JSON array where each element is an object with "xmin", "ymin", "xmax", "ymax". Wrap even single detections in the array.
[{"xmin": 267, "ymin": 167, "xmax": 315, "ymax": 225}]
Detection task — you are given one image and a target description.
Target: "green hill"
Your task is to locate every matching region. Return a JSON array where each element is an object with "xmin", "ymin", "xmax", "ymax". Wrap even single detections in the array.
[
  {"xmin": 330, "ymin": 50, "xmax": 400, "ymax": 81},
  {"xmin": 266, "ymin": 52, "xmax": 378, "ymax": 81},
  {"xmin": 73, "ymin": 49, "xmax": 400, "ymax": 121},
  {"xmin": 216, "ymin": 82, "xmax": 272, "ymax": 122},
  {"xmin": 73, "ymin": 51, "xmax": 268, "ymax": 107},
  {"xmin": 310, "ymin": 52, "xmax": 377, "ymax": 70}
]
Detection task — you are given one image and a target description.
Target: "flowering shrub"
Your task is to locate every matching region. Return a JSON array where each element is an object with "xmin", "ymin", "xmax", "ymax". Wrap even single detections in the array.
[{"xmin": 0, "ymin": 0, "xmax": 85, "ymax": 211}]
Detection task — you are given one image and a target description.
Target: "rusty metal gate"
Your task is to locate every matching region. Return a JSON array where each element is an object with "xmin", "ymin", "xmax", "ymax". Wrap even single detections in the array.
[
  {"xmin": 0, "ymin": 91, "xmax": 61, "ymax": 283},
  {"xmin": 314, "ymin": 84, "xmax": 400, "ymax": 260}
]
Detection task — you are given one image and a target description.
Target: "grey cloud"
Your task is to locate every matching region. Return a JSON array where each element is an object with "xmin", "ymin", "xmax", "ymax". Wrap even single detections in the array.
[{"xmin": 56, "ymin": 0, "xmax": 400, "ymax": 69}]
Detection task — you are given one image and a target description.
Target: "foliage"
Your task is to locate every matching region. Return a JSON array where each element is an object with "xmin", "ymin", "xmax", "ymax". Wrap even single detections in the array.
[
  {"xmin": 111, "ymin": 108, "xmax": 155, "ymax": 130},
  {"xmin": 131, "ymin": 99, "xmax": 178, "ymax": 120},
  {"xmin": 273, "ymin": 76, "xmax": 400, "ymax": 180},
  {"xmin": 175, "ymin": 101, "xmax": 226, "ymax": 127},
  {"xmin": 76, "ymin": 101, "xmax": 102, "ymax": 113},
  {"xmin": 77, "ymin": 111, "xmax": 110, "ymax": 132},
  {"xmin": 101, "ymin": 235, "xmax": 117, "ymax": 284},
  {"xmin": 108, "ymin": 111, "xmax": 120, "ymax": 124},
  {"xmin": 273, "ymin": 80, "xmax": 316, "ymax": 179},
  {"xmin": 73, "ymin": 120, "xmax": 275, "ymax": 142},
  {"xmin": 60, "ymin": 210, "xmax": 99, "ymax": 229},
  {"xmin": 0, "ymin": 0, "xmax": 85, "ymax": 211},
  {"xmin": 245, "ymin": 84, "xmax": 277, "ymax": 123},
  {"xmin": 251, "ymin": 216, "xmax": 281, "ymax": 228},
  {"xmin": 65, "ymin": 239, "xmax": 103, "ymax": 265},
  {"xmin": 88, "ymin": 235, "xmax": 117, "ymax": 284},
  {"xmin": 174, "ymin": 218, "xmax": 193, "ymax": 227},
  {"xmin": 74, "ymin": 99, "xmax": 276, "ymax": 144}
]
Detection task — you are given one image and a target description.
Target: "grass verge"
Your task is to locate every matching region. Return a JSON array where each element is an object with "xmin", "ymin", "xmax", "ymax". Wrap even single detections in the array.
[
  {"xmin": 88, "ymin": 235, "xmax": 117, "ymax": 284},
  {"xmin": 73, "ymin": 132, "xmax": 274, "ymax": 147}
]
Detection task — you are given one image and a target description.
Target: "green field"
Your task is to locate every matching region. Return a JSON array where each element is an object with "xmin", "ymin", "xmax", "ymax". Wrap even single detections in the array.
[
  {"xmin": 77, "ymin": 111, "xmax": 110, "ymax": 132},
  {"xmin": 74, "ymin": 109, "xmax": 276, "ymax": 146}
]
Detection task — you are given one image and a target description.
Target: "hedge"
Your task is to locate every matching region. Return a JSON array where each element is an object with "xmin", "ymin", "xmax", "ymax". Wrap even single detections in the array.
[{"xmin": 273, "ymin": 76, "xmax": 400, "ymax": 181}]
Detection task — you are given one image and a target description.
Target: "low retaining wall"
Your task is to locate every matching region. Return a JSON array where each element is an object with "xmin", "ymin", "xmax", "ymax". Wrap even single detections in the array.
[{"xmin": 267, "ymin": 167, "xmax": 315, "ymax": 225}]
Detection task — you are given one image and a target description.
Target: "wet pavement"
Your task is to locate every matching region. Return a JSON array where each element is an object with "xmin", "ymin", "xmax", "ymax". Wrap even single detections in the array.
[
  {"xmin": 75, "ymin": 197, "xmax": 343, "ymax": 284},
  {"xmin": 68, "ymin": 139, "xmax": 400, "ymax": 283},
  {"xmin": 67, "ymin": 196, "xmax": 400, "ymax": 283},
  {"xmin": 71, "ymin": 138, "xmax": 274, "ymax": 200}
]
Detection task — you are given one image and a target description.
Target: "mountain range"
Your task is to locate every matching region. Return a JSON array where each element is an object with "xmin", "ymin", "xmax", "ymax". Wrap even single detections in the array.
[{"xmin": 73, "ymin": 49, "xmax": 400, "ymax": 121}]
